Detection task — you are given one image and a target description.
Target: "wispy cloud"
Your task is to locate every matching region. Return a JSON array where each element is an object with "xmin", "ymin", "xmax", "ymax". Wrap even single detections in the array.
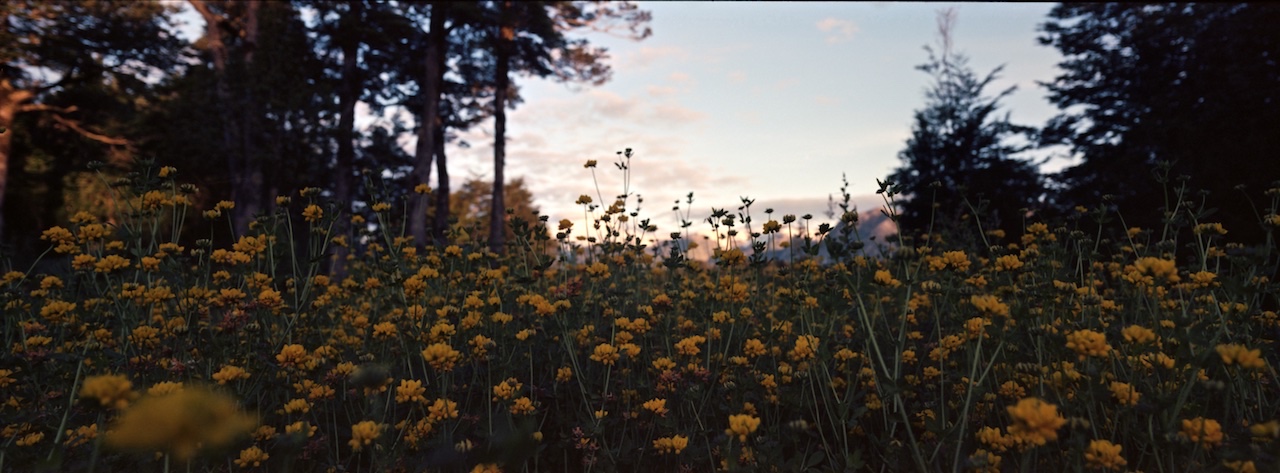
[
  {"xmin": 727, "ymin": 71, "xmax": 747, "ymax": 84},
  {"xmin": 816, "ymin": 17, "xmax": 859, "ymax": 44},
  {"xmin": 622, "ymin": 45, "xmax": 691, "ymax": 69}
]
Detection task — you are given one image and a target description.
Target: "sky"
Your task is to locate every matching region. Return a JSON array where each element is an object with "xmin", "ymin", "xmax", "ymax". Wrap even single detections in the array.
[
  {"xmin": 441, "ymin": 2, "xmax": 1068, "ymax": 240},
  {"xmin": 171, "ymin": 2, "xmax": 1069, "ymax": 243}
]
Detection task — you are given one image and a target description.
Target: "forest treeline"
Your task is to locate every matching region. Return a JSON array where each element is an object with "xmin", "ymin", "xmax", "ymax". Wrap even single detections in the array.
[
  {"xmin": 0, "ymin": 0, "xmax": 650, "ymax": 270},
  {"xmin": 1, "ymin": 2, "xmax": 1278, "ymax": 269}
]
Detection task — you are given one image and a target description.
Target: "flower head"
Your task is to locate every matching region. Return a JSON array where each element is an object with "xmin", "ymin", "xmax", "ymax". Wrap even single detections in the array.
[{"xmin": 1005, "ymin": 397, "xmax": 1066, "ymax": 446}]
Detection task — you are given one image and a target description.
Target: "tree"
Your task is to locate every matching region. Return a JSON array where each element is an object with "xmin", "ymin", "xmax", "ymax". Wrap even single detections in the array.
[
  {"xmin": 0, "ymin": 0, "xmax": 182, "ymax": 242},
  {"xmin": 306, "ymin": 0, "xmax": 418, "ymax": 275},
  {"xmin": 447, "ymin": 177, "xmax": 546, "ymax": 250},
  {"xmin": 483, "ymin": 1, "xmax": 651, "ymax": 254},
  {"xmin": 1039, "ymin": 3, "xmax": 1280, "ymax": 243},
  {"xmin": 189, "ymin": 0, "xmax": 264, "ymax": 237},
  {"xmin": 888, "ymin": 9, "xmax": 1042, "ymax": 238}
]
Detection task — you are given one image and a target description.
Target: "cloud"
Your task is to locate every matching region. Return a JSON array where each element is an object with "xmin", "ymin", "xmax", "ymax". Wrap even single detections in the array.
[
  {"xmin": 646, "ymin": 85, "xmax": 678, "ymax": 97},
  {"xmin": 814, "ymin": 95, "xmax": 842, "ymax": 106},
  {"xmin": 650, "ymin": 104, "xmax": 706, "ymax": 125},
  {"xmin": 727, "ymin": 71, "xmax": 747, "ymax": 83},
  {"xmin": 623, "ymin": 45, "xmax": 691, "ymax": 69},
  {"xmin": 816, "ymin": 17, "xmax": 859, "ymax": 44},
  {"xmin": 668, "ymin": 71, "xmax": 693, "ymax": 84}
]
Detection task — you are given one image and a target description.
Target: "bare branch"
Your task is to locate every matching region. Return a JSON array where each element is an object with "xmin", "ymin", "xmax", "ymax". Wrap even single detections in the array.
[
  {"xmin": 16, "ymin": 103, "xmax": 77, "ymax": 114},
  {"xmin": 50, "ymin": 114, "xmax": 130, "ymax": 146}
]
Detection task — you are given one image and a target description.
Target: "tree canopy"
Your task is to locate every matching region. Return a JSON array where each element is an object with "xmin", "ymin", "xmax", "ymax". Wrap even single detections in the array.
[{"xmin": 1039, "ymin": 3, "xmax": 1280, "ymax": 242}]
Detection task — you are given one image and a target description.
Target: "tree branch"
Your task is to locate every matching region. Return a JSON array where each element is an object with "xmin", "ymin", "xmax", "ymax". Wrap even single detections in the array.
[{"xmin": 50, "ymin": 114, "xmax": 130, "ymax": 146}]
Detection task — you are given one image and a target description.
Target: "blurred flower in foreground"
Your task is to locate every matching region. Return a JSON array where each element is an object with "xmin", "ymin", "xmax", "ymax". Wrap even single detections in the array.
[{"xmin": 106, "ymin": 386, "xmax": 257, "ymax": 461}]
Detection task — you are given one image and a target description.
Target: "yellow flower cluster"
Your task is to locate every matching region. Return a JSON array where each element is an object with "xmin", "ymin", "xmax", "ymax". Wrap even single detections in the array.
[
  {"xmin": 1065, "ymin": 329, "xmax": 1111, "ymax": 360},
  {"xmin": 1005, "ymin": 397, "xmax": 1066, "ymax": 446},
  {"xmin": 652, "ymin": 435, "xmax": 689, "ymax": 454},
  {"xmin": 1179, "ymin": 417, "xmax": 1224, "ymax": 450},
  {"xmin": 726, "ymin": 413, "xmax": 761, "ymax": 442},
  {"xmin": 1084, "ymin": 439, "xmax": 1126, "ymax": 470},
  {"xmin": 1216, "ymin": 344, "xmax": 1266, "ymax": 369}
]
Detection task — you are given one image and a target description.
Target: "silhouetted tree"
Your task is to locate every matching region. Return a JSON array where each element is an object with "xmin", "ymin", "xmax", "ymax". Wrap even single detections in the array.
[
  {"xmin": 888, "ymin": 9, "xmax": 1042, "ymax": 238},
  {"xmin": 1040, "ymin": 3, "xmax": 1280, "ymax": 243},
  {"xmin": 0, "ymin": 0, "xmax": 182, "ymax": 243}
]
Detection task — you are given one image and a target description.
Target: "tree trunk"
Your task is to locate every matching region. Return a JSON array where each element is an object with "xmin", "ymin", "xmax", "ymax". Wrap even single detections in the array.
[
  {"xmin": 234, "ymin": 0, "xmax": 262, "ymax": 237},
  {"xmin": 331, "ymin": 0, "xmax": 362, "ymax": 278},
  {"xmin": 489, "ymin": 1, "xmax": 513, "ymax": 255},
  {"xmin": 0, "ymin": 89, "xmax": 23, "ymax": 241},
  {"xmin": 0, "ymin": 83, "xmax": 32, "ymax": 241},
  {"xmin": 410, "ymin": 2, "xmax": 449, "ymax": 247},
  {"xmin": 188, "ymin": 0, "xmax": 258, "ymax": 236},
  {"xmin": 432, "ymin": 125, "xmax": 449, "ymax": 246}
]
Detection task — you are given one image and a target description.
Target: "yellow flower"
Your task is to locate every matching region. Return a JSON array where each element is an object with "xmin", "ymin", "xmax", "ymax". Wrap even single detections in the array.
[
  {"xmin": 80, "ymin": 374, "xmax": 138, "ymax": 410},
  {"xmin": 284, "ymin": 398, "xmax": 311, "ymax": 414},
  {"xmin": 1108, "ymin": 382, "xmax": 1140, "ymax": 407},
  {"xmin": 472, "ymin": 463, "xmax": 502, "ymax": 473},
  {"xmin": 1005, "ymin": 397, "xmax": 1065, "ymax": 446},
  {"xmin": 788, "ymin": 334, "xmax": 819, "ymax": 361},
  {"xmin": 994, "ymin": 254, "xmax": 1024, "ymax": 271},
  {"xmin": 1084, "ymin": 440, "xmax": 1126, "ymax": 470},
  {"xmin": 234, "ymin": 445, "xmax": 270, "ymax": 468},
  {"xmin": 509, "ymin": 397, "xmax": 535, "ymax": 415},
  {"xmin": 556, "ymin": 367, "xmax": 573, "ymax": 382},
  {"xmin": 414, "ymin": 183, "xmax": 432, "ymax": 194},
  {"xmin": 147, "ymin": 381, "xmax": 185, "ymax": 397},
  {"xmin": 17, "ymin": 431, "xmax": 44, "ymax": 446},
  {"xmin": 276, "ymin": 344, "xmax": 310, "ymax": 368},
  {"xmin": 675, "ymin": 335, "xmax": 706, "ymax": 356},
  {"xmin": 576, "ymin": 194, "xmax": 593, "ymax": 205},
  {"xmin": 428, "ymin": 398, "xmax": 459, "ymax": 422},
  {"xmin": 643, "ymin": 398, "xmax": 669, "ymax": 417},
  {"xmin": 652, "ymin": 435, "xmax": 689, "ymax": 454},
  {"xmin": 591, "ymin": 343, "xmax": 620, "ymax": 365},
  {"xmin": 213, "ymin": 365, "xmax": 250, "ymax": 385},
  {"xmin": 1121, "ymin": 325, "xmax": 1156, "ymax": 344},
  {"xmin": 1180, "ymin": 417, "xmax": 1223, "ymax": 449},
  {"xmin": 94, "ymin": 255, "xmax": 131, "ymax": 273},
  {"xmin": 726, "ymin": 413, "xmax": 761, "ymax": 442},
  {"xmin": 422, "ymin": 343, "xmax": 461, "ymax": 372},
  {"xmin": 396, "ymin": 379, "xmax": 427, "ymax": 404},
  {"xmin": 1216, "ymin": 344, "xmax": 1266, "ymax": 369},
  {"xmin": 1066, "ymin": 329, "xmax": 1111, "ymax": 360},
  {"xmin": 106, "ymin": 386, "xmax": 257, "ymax": 461},
  {"xmin": 970, "ymin": 294, "xmax": 1010, "ymax": 318},
  {"xmin": 873, "ymin": 269, "xmax": 901, "ymax": 287},
  {"xmin": 584, "ymin": 159, "xmax": 598, "ymax": 168},
  {"xmin": 302, "ymin": 204, "xmax": 323, "ymax": 223},
  {"xmin": 348, "ymin": 420, "xmax": 382, "ymax": 452},
  {"xmin": 743, "ymin": 338, "xmax": 767, "ymax": 358}
]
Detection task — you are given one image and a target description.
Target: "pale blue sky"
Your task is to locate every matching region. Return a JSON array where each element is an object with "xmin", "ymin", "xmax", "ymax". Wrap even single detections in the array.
[{"xmin": 447, "ymin": 2, "xmax": 1067, "ymax": 236}]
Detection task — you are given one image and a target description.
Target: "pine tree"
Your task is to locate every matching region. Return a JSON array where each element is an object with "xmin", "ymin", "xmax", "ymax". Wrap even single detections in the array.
[{"xmin": 888, "ymin": 9, "xmax": 1042, "ymax": 238}]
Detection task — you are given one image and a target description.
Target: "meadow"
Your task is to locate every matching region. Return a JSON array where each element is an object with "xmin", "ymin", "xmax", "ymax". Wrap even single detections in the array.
[{"xmin": 1, "ymin": 158, "xmax": 1278, "ymax": 473}]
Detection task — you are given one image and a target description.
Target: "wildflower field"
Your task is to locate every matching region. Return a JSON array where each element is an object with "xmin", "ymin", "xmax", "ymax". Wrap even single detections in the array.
[{"xmin": 2, "ymin": 160, "xmax": 1279, "ymax": 473}]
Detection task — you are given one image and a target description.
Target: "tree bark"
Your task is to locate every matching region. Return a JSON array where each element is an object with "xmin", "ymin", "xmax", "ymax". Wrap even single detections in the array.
[
  {"xmin": 489, "ymin": 1, "xmax": 513, "ymax": 255},
  {"xmin": 331, "ymin": 0, "xmax": 362, "ymax": 278},
  {"xmin": 432, "ymin": 125, "xmax": 449, "ymax": 245},
  {"xmin": 0, "ymin": 83, "xmax": 32, "ymax": 241},
  {"xmin": 191, "ymin": 0, "xmax": 262, "ymax": 238},
  {"xmin": 410, "ymin": 2, "xmax": 449, "ymax": 247},
  {"xmin": 235, "ymin": 0, "xmax": 262, "ymax": 237}
]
